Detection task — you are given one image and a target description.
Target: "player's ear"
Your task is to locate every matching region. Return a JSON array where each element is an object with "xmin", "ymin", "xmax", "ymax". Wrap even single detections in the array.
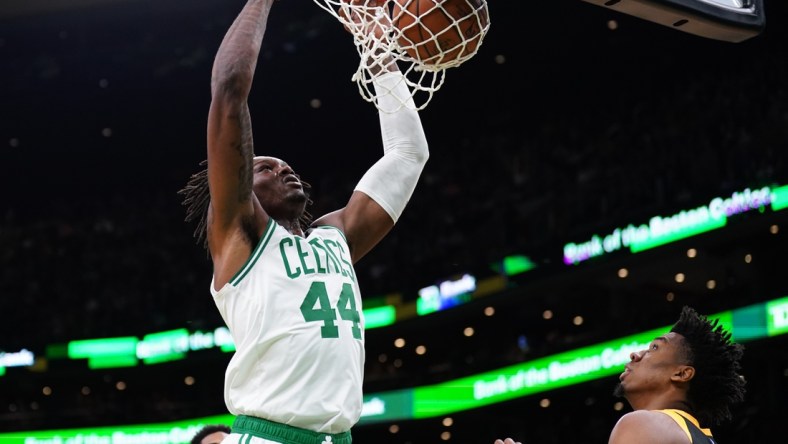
[{"xmin": 671, "ymin": 365, "xmax": 695, "ymax": 383}]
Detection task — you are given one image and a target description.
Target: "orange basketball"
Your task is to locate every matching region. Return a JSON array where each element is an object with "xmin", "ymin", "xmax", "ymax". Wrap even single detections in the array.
[{"xmin": 392, "ymin": 0, "xmax": 489, "ymax": 68}]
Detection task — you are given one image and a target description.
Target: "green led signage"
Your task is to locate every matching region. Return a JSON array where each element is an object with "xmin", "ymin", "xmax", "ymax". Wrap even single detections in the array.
[
  {"xmin": 417, "ymin": 274, "xmax": 476, "ymax": 316},
  {"xmin": 0, "ymin": 415, "xmax": 233, "ymax": 444},
  {"xmin": 2, "ymin": 296, "xmax": 785, "ymax": 438},
  {"xmin": 490, "ymin": 255, "xmax": 537, "ymax": 276},
  {"xmin": 408, "ymin": 329, "xmax": 660, "ymax": 418},
  {"xmin": 767, "ymin": 296, "xmax": 788, "ymax": 337},
  {"xmin": 772, "ymin": 185, "xmax": 788, "ymax": 211},
  {"xmin": 138, "ymin": 329, "xmax": 190, "ymax": 365},
  {"xmin": 60, "ymin": 310, "xmax": 391, "ymax": 370},
  {"xmin": 364, "ymin": 305, "xmax": 397, "ymax": 329},
  {"xmin": 563, "ymin": 185, "xmax": 780, "ymax": 265},
  {"xmin": 68, "ymin": 337, "xmax": 139, "ymax": 369}
]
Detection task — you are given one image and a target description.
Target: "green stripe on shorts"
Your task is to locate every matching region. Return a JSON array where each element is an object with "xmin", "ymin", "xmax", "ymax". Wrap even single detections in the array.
[{"xmin": 232, "ymin": 415, "xmax": 352, "ymax": 444}]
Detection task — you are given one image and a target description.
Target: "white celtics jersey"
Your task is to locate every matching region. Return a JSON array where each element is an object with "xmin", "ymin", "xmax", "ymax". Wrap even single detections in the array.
[{"xmin": 210, "ymin": 219, "xmax": 365, "ymax": 434}]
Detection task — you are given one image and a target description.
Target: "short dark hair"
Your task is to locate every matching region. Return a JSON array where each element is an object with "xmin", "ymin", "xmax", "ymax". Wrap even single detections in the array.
[
  {"xmin": 190, "ymin": 424, "xmax": 231, "ymax": 444},
  {"xmin": 670, "ymin": 306, "xmax": 746, "ymax": 425}
]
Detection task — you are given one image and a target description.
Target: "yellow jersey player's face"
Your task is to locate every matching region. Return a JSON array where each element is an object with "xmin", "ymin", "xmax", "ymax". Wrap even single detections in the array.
[{"xmin": 618, "ymin": 332, "xmax": 689, "ymax": 397}]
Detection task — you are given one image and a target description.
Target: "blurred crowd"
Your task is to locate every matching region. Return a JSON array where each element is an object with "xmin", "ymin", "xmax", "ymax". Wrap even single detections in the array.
[{"xmin": 2, "ymin": 38, "xmax": 786, "ymax": 351}]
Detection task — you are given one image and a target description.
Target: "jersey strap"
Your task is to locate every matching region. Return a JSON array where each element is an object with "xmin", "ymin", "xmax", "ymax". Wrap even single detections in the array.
[{"xmin": 656, "ymin": 409, "xmax": 715, "ymax": 443}]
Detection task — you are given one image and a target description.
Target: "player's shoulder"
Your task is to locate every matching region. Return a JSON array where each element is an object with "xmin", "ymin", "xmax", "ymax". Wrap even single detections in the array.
[
  {"xmin": 308, "ymin": 223, "xmax": 347, "ymax": 240},
  {"xmin": 609, "ymin": 410, "xmax": 688, "ymax": 444}
]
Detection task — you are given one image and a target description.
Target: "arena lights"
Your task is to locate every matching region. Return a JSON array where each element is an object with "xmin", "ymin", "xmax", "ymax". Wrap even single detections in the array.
[
  {"xmin": 490, "ymin": 254, "xmax": 537, "ymax": 277},
  {"xmin": 364, "ymin": 305, "xmax": 397, "ymax": 328},
  {"xmin": 56, "ymin": 308, "xmax": 399, "ymax": 371},
  {"xmin": 4, "ymin": 184, "xmax": 782, "ymax": 373},
  {"xmin": 63, "ymin": 328, "xmax": 234, "ymax": 370},
  {"xmin": 0, "ymin": 349, "xmax": 34, "ymax": 369},
  {"xmin": 563, "ymin": 184, "xmax": 786, "ymax": 265},
  {"xmin": 356, "ymin": 295, "xmax": 787, "ymax": 424},
  {"xmin": 1, "ymin": 296, "xmax": 785, "ymax": 440},
  {"xmin": 417, "ymin": 273, "xmax": 477, "ymax": 316},
  {"xmin": 0, "ymin": 415, "xmax": 234, "ymax": 444},
  {"xmin": 0, "ymin": 349, "xmax": 35, "ymax": 376},
  {"xmin": 137, "ymin": 329, "xmax": 190, "ymax": 365},
  {"xmin": 68, "ymin": 337, "xmax": 138, "ymax": 369},
  {"xmin": 773, "ymin": 185, "xmax": 788, "ymax": 211}
]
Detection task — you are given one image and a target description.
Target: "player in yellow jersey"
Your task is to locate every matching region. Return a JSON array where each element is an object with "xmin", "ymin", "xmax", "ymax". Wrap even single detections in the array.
[
  {"xmin": 608, "ymin": 306, "xmax": 746, "ymax": 444},
  {"xmin": 179, "ymin": 1, "xmax": 427, "ymax": 443},
  {"xmin": 494, "ymin": 306, "xmax": 744, "ymax": 444}
]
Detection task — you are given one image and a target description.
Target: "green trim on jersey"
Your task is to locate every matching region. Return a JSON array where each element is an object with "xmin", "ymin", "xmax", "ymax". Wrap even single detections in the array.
[
  {"xmin": 233, "ymin": 415, "xmax": 352, "ymax": 444},
  {"xmin": 311, "ymin": 225, "xmax": 348, "ymax": 244},
  {"xmin": 230, "ymin": 218, "xmax": 276, "ymax": 286}
]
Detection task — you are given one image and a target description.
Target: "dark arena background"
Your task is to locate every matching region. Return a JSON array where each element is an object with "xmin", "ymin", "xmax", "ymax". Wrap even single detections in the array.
[{"xmin": 1, "ymin": 0, "xmax": 787, "ymax": 443}]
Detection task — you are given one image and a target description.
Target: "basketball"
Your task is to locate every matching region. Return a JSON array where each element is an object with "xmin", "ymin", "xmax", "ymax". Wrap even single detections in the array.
[{"xmin": 392, "ymin": 0, "xmax": 490, "ymax": 69}]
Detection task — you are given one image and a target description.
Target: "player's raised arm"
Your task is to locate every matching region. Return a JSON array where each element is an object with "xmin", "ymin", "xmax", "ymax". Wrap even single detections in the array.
[
  {"xmin": 314, "ymin": 1, "xmax": 429, "ymax": 264},
  {"xmin": 206, "ymin": 0, "xmax": 274, "ymax": 257}
]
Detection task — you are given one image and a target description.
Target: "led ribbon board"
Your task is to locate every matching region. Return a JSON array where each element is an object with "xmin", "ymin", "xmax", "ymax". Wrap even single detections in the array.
[
  {"xmin": 1, "ymin": 296, "xmax": 785, "ymax": 440},
  {"xmin": 417, "ymin": 274, "xmax": 477, "ymax": 315},
  {"xmin": 0, "ymin": 415, "xmax": 234, "ymax": 444},
  {"xmin": 358, "ymin": 296, "xmax": 784, "ymax": 423},
  {"xmin": 564, "ymin": 185, "xmax": 783, "ymax": 265},
  {"xmin": 0, "ymin": 349, "xmax": 35, "ymax": 376},
  {"xmin": 55, "ymin": 306, "xmax": 398, "ymax": 371}
]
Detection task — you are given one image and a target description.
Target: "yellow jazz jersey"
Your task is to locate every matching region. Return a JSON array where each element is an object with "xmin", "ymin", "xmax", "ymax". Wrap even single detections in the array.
[
  {"xmin": 657, "ymin": 409, "xmax": 715, "ymax": 443},
  {"xmin": 211, "ymin": 219, "xmax": 365, "ymax": 434}
]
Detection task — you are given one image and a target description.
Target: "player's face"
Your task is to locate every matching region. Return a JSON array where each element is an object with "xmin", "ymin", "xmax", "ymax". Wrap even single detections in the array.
[
  {"xmin": 616, "ymin": 332, "xmax": 687, "ymax": 398},
  {"xmin": 252, "ymin": 156, "xmax": 307, "ymax": 207}
]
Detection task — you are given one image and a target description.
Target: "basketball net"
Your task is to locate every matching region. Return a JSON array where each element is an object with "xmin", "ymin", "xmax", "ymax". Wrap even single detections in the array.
[{"xmin": 312, "ymin": 0, "xmax": 490, "ymax": 112}]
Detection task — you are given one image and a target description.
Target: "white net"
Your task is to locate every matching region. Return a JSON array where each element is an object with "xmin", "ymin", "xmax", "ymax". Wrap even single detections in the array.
[{"xmin": 312, "ymin": 0, "xmax": 491, "ymax": 112}]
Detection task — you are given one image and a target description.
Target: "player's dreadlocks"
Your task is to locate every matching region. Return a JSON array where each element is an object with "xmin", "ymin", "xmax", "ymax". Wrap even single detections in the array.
[
  {"xmin": 670, "ymin": 306, "xmax": 746, "ymax": 426},
  {"xmin": 178, "ymin": 160, "xmax": 313, "ymax": 251}
]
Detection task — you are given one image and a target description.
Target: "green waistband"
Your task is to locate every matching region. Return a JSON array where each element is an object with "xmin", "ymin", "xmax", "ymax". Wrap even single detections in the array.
[{"xmin": 232, "ymin": 415, "xmax": 352, "ymax": 444}]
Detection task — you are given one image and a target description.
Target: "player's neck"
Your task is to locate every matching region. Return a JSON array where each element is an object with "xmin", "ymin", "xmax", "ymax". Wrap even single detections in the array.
[
  {"xmin": 629, "ymin": 393, "xmax": 691, "ymax": 412},
  {"xmin": 277, "ymin": 218, "xmax": 304, "ymax": 237}
]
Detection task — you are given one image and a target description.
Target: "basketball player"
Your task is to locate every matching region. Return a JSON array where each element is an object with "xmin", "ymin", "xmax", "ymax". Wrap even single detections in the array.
[
  {"xmin": 179, "ymin": 0, "xmax": 428, "ymax": 443},
  {"xmin": 494, "ymin": 306, "xmax": 744, "ymax": 444},
  {"xmin": 190, "ymin": 425, "xmax": 231, "ymax": 444},
  {"xmin": 608, "ymin": 306, "xmax": 746, "ymax": 443}
]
